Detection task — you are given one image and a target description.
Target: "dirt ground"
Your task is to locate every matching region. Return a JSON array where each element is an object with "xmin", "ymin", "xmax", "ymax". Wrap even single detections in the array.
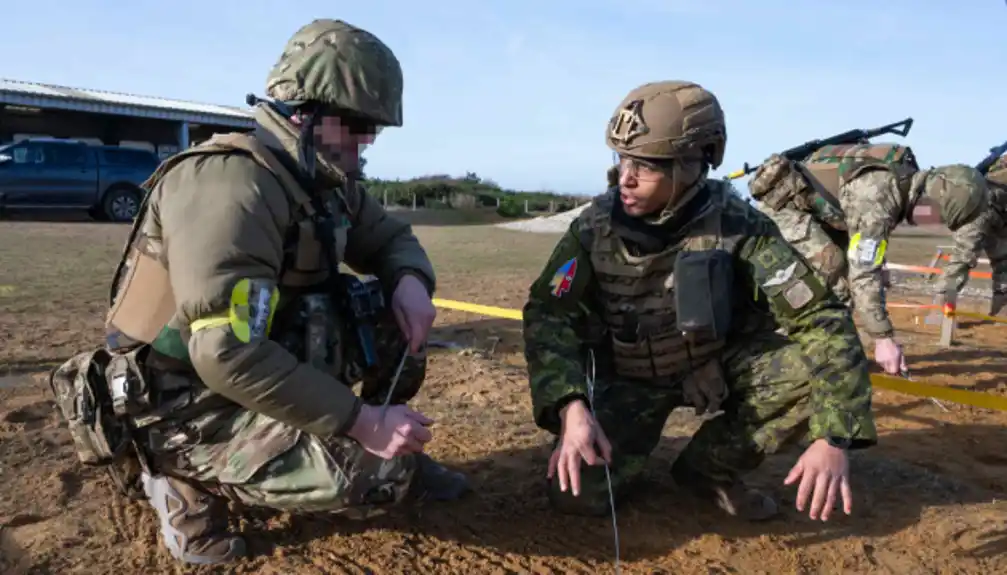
[{"xmin": 2, "ymin": 211, "xmax": 1007, "ymax": 574}]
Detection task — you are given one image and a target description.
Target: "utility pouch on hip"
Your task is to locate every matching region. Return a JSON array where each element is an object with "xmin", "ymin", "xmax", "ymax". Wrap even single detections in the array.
[
  {"xmin": 338, "ymin": 274, "xmax": 385, "ymax": 368},
  {"xmin": 48, "ymin": 348, "xmax": 130, "ymax": 466}
]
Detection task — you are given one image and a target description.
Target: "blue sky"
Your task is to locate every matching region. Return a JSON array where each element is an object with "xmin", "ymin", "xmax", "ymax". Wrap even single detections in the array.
[{"xmin": 2, "ymin": 1, "xmax": 1004, "ymax": 196}]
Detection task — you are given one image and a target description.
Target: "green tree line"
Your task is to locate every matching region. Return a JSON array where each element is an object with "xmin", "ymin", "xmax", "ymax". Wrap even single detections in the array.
[{"xmin": 361, "ymin": 168, "xmax": 583, "ymax": 218}]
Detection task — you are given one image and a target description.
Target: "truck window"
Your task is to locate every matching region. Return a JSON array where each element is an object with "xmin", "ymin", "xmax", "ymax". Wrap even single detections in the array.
[
  {"xmin": 44, "ymin": 143, "xmax": 88, "ymax": 167},
  {"xmin": 102, "ymin": 148, "xmax": 159, "ymax": 168},
  {"xmin": 12, "ymin": 145, "xmax": 44, "ymax": 165}
]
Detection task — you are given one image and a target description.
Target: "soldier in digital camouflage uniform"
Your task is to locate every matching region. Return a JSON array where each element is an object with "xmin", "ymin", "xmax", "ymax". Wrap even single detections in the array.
[
  {"xmin": 50, "ymin": 19, "xmax": 469, "ymax": 566},
  {"xmin": 607, "ymin": 165, "xmax": 620, "ymax": 188},
  {"xmin": 523, "ymin": 80, "xmax": 877, "ymax": 522},
  {"xmin": 940, "ymin": 155, "xmax": 1007, "ymax": 316},
  {"xmin": 747, "ymin": 147, "xmax": 988, "ymax": 374}
]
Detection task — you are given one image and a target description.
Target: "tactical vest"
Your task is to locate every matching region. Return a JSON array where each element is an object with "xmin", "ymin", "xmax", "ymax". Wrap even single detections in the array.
[
  {"xmin": 104, "ymin": 132, "xmax": 349, "ymax": 358},
  {"xmin": 584, "ymin": 186, "xmax": 739, "ymax": 380}
]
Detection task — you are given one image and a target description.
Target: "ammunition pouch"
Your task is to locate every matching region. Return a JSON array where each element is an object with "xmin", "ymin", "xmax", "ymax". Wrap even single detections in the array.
[
  {"xmin": 674, "ymin": 249, "xmax": 734, "ymax": 341},
  {"xmin": 49, "ymin": 348, "xmax": 130, "ymax": 466},
  {"xmin": 273, "ymin": 273, "xmax": 385, "ymax": 376},
  {"xmin": 49, "ymin": 346, "xmax": 161, "ymax": 499},
  {"xmin": 672, "ymin": 250, "xmax": 733, "ymax": 413}
]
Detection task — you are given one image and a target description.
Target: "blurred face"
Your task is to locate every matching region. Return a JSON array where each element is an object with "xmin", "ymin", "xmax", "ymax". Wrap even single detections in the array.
[
  {"xmin": 617, "ymin": 156, "xmax": 676, "ymax": 216},
  {"xmin": 311, "ymin": 114, "xmax": 383, "ymax": 172}
]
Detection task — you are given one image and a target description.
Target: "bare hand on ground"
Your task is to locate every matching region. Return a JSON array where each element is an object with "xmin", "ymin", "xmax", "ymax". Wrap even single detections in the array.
[
  {"xmin": 784, "ymin": 438, "xmax": 852, "ymax": 521},
  {"xmin": 547, "ymin": 400, "xmax": 613, "ymax": 496}
]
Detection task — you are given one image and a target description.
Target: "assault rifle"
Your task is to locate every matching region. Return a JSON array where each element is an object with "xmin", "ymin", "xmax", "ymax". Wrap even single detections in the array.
[
  {"xmin": 975, "ymin": 140, "xmax": 1007, "ymax": 175},
  {"xmin": 724, "ymin": 117, "xmax": 914, "ymax": 180}
]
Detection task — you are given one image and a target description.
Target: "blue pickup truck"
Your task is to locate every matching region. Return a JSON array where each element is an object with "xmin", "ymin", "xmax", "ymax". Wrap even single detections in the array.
[{"xmin": 0, "ymin": 138, "xmax": 161, "ymax": 222}]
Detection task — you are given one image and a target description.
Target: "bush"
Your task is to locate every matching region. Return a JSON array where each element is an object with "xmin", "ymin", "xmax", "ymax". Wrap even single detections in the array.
[{"xmin": 496, "ymin": 197, "xmax": 523, "ymax": 218}]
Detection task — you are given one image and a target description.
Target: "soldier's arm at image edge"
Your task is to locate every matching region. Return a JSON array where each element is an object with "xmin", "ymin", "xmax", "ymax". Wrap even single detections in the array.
[
  {"xmin": 159, "ymin": 156, "xmax": 362, "ymax": 438},
  {"xmin": 523, "ymin": 224, "xmax": 594, "ymax": 435},
  {"xmin": 341, "ymin": 184, "xmax": 436, "ymax": 295},
  {"xmin": 741, "ymin": 231, "xmax": 878, "ymax": 449}
]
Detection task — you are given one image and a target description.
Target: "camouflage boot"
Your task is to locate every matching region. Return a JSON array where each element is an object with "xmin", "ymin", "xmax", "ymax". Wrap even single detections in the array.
[
  {"xmin": 141, "ymin": 473, "xmax": 246, "ymax": 565},
  {"xmin": 671, "ymin": 463, "xmax": 779, "ymax": 522},
  {"xmin": 406, "ymin": 453, "xmax": 472, "ymax": 502}
]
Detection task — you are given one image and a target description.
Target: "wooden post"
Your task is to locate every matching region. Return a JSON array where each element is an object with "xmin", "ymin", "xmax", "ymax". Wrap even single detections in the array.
[
  {"xmin": 938, "ymin": 291, "xmax": 957, "ymax": 348},
  {"xmin": 524, "ymin": 199, "xmax": 529, "ymax": 213},
  {"xmin": 383, "ymin": 188, "xmax": 388, "ymax": 207}
]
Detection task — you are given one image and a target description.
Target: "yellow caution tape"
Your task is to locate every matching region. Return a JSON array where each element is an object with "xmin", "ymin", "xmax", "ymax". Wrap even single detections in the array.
[
  {"xmin": 433, "ymin": 298, "xmax": 524, "ymax": 321},
  {"xmin": 949, "ymin": 310, "xmax": 1007, "ymax": 324},
  {"xmin": 870, "ymin": 374, "xmax": 1007, "ymax": 411},
  {"xmin": 432, "ymin": 297, "xmax": 1007, "ymax": 411}
]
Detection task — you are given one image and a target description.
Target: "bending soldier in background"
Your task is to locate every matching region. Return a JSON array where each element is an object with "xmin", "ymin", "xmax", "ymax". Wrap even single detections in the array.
[
  {"xmin": 49, "ymin": 19, "xmax": 468, "ymax": 566},
  {"xmin": 524, "ymin": 81, "xmax": 877, "ymax": 522},
  {"xmin": 940, "ymin": 155, "xmax": 1007, "ymax": 316},
  {"xmin": 607, "ymin": 165, "xmax": 620, "ymax": 188},
  {"xmin": 747, "ymin": 147, "xmax": 988, "ymax": 374}
]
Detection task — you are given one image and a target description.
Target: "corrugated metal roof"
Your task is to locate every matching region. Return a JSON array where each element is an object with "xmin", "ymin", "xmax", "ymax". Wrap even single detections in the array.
[{"xmin": 0, "ymin": 78, "xmax": 255, "ymax": 128}]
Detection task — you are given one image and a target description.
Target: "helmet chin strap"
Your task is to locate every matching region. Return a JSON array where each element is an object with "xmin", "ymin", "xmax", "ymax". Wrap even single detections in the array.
[
  {"xmin": 296, "ymin": 113, "xmax": 319, "ymax": 180},
  {"xmin": 246, "ymin": 92, "xmax": 322, "ymax": 181},
  {"xmin": 246, "ymin": 93, "xmax": 363, "ymax": 182}
]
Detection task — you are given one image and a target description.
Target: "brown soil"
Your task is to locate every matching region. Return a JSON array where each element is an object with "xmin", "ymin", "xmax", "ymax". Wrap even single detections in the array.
[{"xmin": 1, "ymin": 216, "xmax": 1006, "ymax": 574}]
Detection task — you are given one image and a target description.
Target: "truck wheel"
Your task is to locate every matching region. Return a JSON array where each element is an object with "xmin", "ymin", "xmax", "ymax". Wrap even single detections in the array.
[{"xmin": 102, "ymin": 186, "xmax": 142, "ymax": 222}]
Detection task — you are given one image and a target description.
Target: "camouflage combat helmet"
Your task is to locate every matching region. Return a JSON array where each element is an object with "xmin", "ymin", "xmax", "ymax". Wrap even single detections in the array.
[
  {"xmin": 266, "ymin": 19, "xmax": 403, "ymax": 127},
  {"xmin": 605, "ymin": 81, "xmax": 727, "ymax": 168},
  {"xmin": 914, "ymin": 164, "xmax": 989, "ymax": 231}
]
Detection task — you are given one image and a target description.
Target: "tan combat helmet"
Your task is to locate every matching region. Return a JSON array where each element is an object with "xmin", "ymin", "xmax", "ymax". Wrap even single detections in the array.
[
  {"xmin": 605, "ymin": 81, "xmax": 727, "ymax": 168},
  {"xmin": 266, "ymin": 19, "xmax": 403, "ymax": 127},
  {"xmin": 913, "ymin": 164, "xmax": 990, "ymax": 231}
]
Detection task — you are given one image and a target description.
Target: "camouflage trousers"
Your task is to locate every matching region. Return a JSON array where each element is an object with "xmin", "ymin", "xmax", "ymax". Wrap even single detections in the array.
[
  {"xmin": 939, "ymin": 231, "xmax": 1007, "ymax": 315},
  {"xmin": 140, "ymin": 310, "xmax": 426, "ymax": 518},
  {"xmin": 548, "ymin": 333, "xmax": 814, "ymax": 516}
]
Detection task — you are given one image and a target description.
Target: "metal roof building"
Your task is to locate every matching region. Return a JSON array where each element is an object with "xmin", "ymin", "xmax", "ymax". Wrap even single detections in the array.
[{"xmin": 0, "ymin": 79, "xmax": 255, "ymax": 129}]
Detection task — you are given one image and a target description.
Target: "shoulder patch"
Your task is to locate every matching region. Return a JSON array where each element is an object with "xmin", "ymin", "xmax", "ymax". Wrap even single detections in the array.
[{"xmin": 549, "ymin": 257, "xmax": 578, "ymax": 297}]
